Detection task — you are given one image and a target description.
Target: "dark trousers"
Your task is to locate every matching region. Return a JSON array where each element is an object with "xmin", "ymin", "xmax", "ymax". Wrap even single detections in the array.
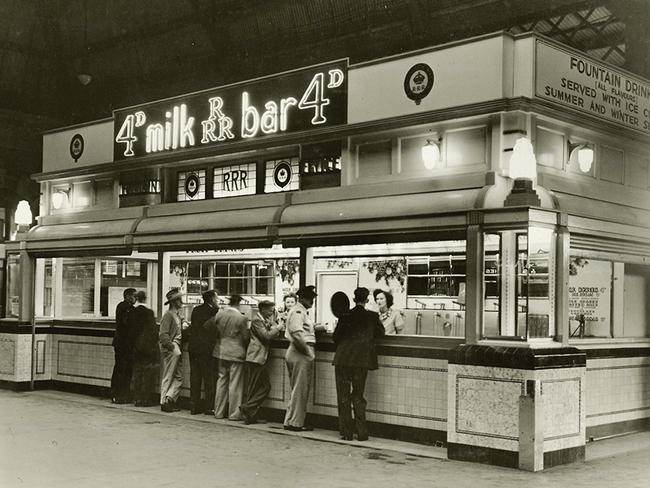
[
  {"xmin": 133, "ymin": 361, "xmax": 159, "ymax": 405},
  {"xmin": 189, "ymin": 352, "xmax": 216, "ymax": 412},
  {"xmin": 111, "ymin": 348, "xmax": 133, "ymax": 402},
  {"xmin": 240, "ymin": 362, "xmax": 271, "ymax": 421},
  {"xmin": 335, "ymin": 366, "xmax": 369, "ymax": 439}
]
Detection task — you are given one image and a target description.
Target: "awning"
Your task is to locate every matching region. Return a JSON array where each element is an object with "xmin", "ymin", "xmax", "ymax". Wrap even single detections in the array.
[
  {"xmin": 24, "ymin": 219, "xmax": 139, "ymax": 256},
  {"xmin": 278, "ymin": 188, "xmax": 481, "ymax": 246}
]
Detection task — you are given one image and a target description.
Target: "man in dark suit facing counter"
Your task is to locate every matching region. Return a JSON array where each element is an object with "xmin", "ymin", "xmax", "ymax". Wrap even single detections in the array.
[{"xmin": 332, "ymin": 287, "xmax": 385, "ymax": 441}]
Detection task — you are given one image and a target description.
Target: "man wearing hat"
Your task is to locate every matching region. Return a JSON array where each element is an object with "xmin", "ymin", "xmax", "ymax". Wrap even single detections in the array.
[
  {"xmin": 159, "ymin": 288, "xmax": 186, "ymax": 412},
  {"xmin": 283, "ymin": 285, "xmax": 324, "ymax": 431},
  {"xmin": 240, "ymin": 300, "xmax": 284, "ymax": 424},
  {"xmin": 332, "ymin": 287, "xmax": 385, "ymax": 441}
]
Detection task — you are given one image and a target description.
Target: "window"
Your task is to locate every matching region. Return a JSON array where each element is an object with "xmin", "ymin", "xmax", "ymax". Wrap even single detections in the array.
[
  {"xmin": 483, "ymin": 227, "xmax": 555, "ymax": 339},
  {"xmin": 34, "ymin": 255, "xmax": 154, "ymax": 319},
  {"xmin": 569, "ymin": 256, "xmax": 650, "ymax": 339},
  {"xmin": 5, "ymin": 254, "xmax": 21, "ymax": 318},
  {"xmin": 171, "ymin": 259, "xmax": 276, "ymax": 301}
]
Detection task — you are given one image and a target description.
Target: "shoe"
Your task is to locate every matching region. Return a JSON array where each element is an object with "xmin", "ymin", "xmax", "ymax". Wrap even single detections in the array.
[
  {"xmin": 161, "ymin": 402, "xmax": 180, "ymax": 413},
  {"xmin": 204, "ymin": 410, "xmax": 215, "ymax": 416},
  {"xmin": 356, "ymin": 436, "xmax": 369, "ymax": 441},
  {"xmin": 190, "ymin": 409, "xmax": 202, "ymax": 415},
  {"xmin": 340, "ymin": 435, "xmax": 353, "ymax": 441},
  {"xmin": 283, "ymin": 425, "xmax": 314, "ymax": 432}
]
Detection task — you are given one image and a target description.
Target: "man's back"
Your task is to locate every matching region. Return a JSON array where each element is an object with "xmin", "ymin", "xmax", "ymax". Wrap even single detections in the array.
[
  {"xmin": 189, "ymin": 303, "xmax": 218, "ymax": 354},
  {"xmin": 213, "ymin": 307, "xmax": 250, "ymax": 361},
  {"xmin": 333, "ymin": 305, "xmax": 385, "ymax": 370}
]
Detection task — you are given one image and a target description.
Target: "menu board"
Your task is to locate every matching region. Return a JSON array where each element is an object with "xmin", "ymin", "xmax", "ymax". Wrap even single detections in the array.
[{"xmin": 568, "ymin": 258, "xmax": 611, "ymax": 336}]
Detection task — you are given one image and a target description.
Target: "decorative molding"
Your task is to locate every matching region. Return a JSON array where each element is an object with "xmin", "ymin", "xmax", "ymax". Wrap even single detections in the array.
[
  {"xmin": 542, "ymin": 377, "xmax": 582, "ymax": 441},
  {"xmin": 455, "ymin": 375, "xmax": 525, "ymax": 441},
  {"xmin": 0, "ymin": 338, "xmax": 16, "ymax": 375},
  {"xmin": 36, "ymin": 340, "xmax": 46, "ymax": 375},
  {"xmin": 56, "ymin": 340, "xmax": 112, "ymax": 381}
]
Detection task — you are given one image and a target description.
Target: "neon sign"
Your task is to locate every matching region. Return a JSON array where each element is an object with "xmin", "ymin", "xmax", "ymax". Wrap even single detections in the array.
[{"xmin": 114, "ymin": 61, "xmax": 347, "ymax": 160}]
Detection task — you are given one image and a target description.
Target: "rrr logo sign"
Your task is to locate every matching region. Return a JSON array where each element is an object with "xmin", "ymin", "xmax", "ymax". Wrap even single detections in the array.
[{"xmin": 113, "ymin": 60, "xmax": 347, "ymax": 160}]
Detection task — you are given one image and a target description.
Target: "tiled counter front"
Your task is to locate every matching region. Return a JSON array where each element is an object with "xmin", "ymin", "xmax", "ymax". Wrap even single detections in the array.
[
  {"xmin": 585, "ymin": 350, "xmax": 650, "ymax": 438},
  {"xmin": 0, "ymin": 332, "xmax": 51, "ymax": 383},
  {"xmin": 264, "ymin": 348, "xmax": 448, "ymax": 433},
  {"xmin": 447, "ymin": 345, "xmax": 587, "ymax": 470},
  {"xmin": 448, "ymin": 364, "xmax": 585, "ymax": 454}
]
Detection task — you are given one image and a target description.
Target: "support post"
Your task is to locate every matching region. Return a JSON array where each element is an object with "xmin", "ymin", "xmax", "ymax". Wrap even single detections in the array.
[
  {"xmin": 519, "ymin": 379, "xmax": 544, "ymax": 471},
  {"xmin": 465, "ymin": 213, "xmax": 484, "ymax": 344}
]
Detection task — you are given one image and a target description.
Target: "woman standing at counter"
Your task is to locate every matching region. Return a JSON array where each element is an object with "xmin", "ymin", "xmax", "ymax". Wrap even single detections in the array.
[{"xmin": 373, "ymin": 290, "xmax": 404, "ymax": 335}]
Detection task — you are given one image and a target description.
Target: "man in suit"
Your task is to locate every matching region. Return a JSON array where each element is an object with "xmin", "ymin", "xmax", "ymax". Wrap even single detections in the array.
[
  {"xmin": 111, "ymin": 287, "xmax": 137, "ymax": 404},
  {"xmin": 332, "ymin": 287, "xmax": 385, "ymax": 441},
  {"xmin": 240, "ymin": 300, "xmax": 284, "ymax": 424},
  {"xmin": 205, "ymin": 294, "xmax": 250, "ymax": 420},
  {"xmin": 188, "ymin": 290, "xmax": 220, "ymax": 415}
]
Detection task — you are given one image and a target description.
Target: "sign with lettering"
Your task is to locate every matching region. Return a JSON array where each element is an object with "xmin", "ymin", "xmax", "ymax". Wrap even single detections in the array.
[
  {"xmin": 536, "ymin": 39, "xmax": 650, "ymax": 134},
  {"xmin": 113, "ymin": 60, "xmax": 347, "ymax": 160},
  {"xmin": 568, "ymin": 257, "xmax": 611, "ymax": 337},
  {"xmin": 214, "ymin": 163, "xmax": 256, "ymax": 198}
]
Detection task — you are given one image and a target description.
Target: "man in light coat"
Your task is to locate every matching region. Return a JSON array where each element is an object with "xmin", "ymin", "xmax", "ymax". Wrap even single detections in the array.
[
  {"xmin": 205, "ymin": 294, "xmax": 250, "ymax": 420},
  {"xmin": 159, "ymin": 288, "xmax": 185, "ymax": 412},
  {"xmin": 240, "ymin": 300, "xmax": 284, "ymax": 424}
]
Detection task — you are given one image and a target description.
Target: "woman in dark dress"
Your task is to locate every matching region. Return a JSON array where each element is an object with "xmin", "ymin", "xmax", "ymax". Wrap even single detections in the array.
[{"xmin": 130, "ymin": 291, "xmax": 160, "ymax": 407}]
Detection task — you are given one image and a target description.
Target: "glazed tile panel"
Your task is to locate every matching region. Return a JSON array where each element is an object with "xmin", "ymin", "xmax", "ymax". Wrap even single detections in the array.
[
  {"xmin": 266, "ymin": 348, "xmax": 448, "ymax": 430},
  {"xmin": 586, "ymin": 357, "xmax": 650, "ymax": 427}
]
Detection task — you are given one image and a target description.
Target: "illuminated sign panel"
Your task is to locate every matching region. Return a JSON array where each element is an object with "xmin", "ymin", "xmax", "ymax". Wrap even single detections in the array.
[
  {"xmin": 264, "ymin": 158, "xmax": 300, "ymax": 193},
  {"xmin": 214, "ymin": 163, "xmax": 256, "ymax": 198},
  {"xmin": 114, "ymin": 60, "xmax": 348, "ymax": 160}
]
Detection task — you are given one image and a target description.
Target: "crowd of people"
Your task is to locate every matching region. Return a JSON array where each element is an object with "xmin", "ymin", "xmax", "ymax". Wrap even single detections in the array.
[{"xmin": 110, "ymin": 283, "xmax": 399, "ymax": 441}]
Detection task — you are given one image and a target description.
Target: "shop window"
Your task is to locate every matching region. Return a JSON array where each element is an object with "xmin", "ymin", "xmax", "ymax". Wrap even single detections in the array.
[
  {"xmin": 99, "ymin": 259, "xmax": 149, "ymax": 318},
  {"xmin": 483, "ymin": 227, "xmax": 555, "ymax": 339},
  {"xmin": 568, "ymin": 256, "xmax": 650, "ymax": 339},
  {"xmin": 622, "ymin": 263, "xmax": 650, "ymax": 337},
  {"xmin": 5, "ymin": 254, "xmax": 21, "ymax": 318},
  {"xmin": 172, "ymin": 259, "xmax": 276, "ymax": 302},
  {"xmin": 312, "ymin": 240, "xmax": 467, "ymax": 337},
  {"xmin": 33, "ymin": 254, "xmax": 154, "ymax": 319},
  {"xmin": 61, "ymin": 258, "xmax": 96, "ymax": 318}
]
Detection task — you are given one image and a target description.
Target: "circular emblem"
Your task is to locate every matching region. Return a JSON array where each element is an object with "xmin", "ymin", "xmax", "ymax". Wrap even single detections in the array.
[
  {"xmin": 69, "ymin": 133, "xmax": 84, "ymax": 162},
  {"xmin": 404, "ymin": 63, "xmax": 434, "ymax": 105},
  {"xmin": 273, "ymin": 161, "xmax": 292, "ymax": 188},
  {"xmin": 184, "ymin": 173, "xmax": 200, "ymax": 198}
]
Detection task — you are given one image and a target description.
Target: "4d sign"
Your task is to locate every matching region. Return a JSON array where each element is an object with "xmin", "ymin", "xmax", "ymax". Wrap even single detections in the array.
[{"xmin": 114, "ymin": 60, "xmax": 347, "ymax": 160}]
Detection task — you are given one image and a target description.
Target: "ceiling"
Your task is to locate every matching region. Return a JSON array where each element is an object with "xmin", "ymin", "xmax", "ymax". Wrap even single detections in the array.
[{"xmin": 0, "ymin": 0, "xmax": 648, "ymax": 124}]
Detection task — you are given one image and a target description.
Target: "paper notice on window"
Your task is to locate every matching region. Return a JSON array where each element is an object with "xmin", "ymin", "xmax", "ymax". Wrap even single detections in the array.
[{"xmin": 568, "ymin": 258, "xmax": 611, "ymax": 336}]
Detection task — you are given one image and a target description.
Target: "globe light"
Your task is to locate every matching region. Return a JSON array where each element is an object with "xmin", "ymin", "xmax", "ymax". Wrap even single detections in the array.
[
  {"xmin": 15, "ymin": 200, "xmax": 33, "ymax": 226},
  {"xmin": 421, "ymin": 139, "xmax": 441, "ymax": 170},
  {"xmin": 508, "ymin": 137, "xmax": 537, "ymax": 180}
]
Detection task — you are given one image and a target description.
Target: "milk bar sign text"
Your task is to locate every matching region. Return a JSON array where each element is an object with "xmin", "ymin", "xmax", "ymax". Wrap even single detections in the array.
[
  {"xmin": 114, "ymin": 61, "xmax": 347, "ymax": 160},
  {"xmin": 536, "ymin": 40, "xmax": 650, "ymax": 134}
]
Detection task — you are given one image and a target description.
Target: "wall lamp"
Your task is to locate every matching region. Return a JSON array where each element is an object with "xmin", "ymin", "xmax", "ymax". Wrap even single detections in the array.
[
  {"xmin": 14, "ymin": 200, "xmax": 33, "ymax": 227},
  {"xmin": 51, "ymin": 188, "xmax": 71, "ymax": 210},
  {"xmin": 421, "ymin": 137, "xmax": 442, "ymax": 170},
  {"xmin": 568, "ymin": 141, "xmax": 594, "ymax": 173}
]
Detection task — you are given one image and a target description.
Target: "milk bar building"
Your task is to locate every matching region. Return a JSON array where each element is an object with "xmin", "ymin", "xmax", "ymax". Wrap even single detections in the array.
[{"xmin": 1, "ymin": 31, "xmax": 649, "ymax": 471}]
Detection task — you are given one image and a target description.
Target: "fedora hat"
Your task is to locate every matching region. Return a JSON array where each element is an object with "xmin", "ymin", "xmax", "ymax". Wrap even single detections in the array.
[{"xmin": 164, "ymin": 288, "xmax": 184, "ymax": 305}]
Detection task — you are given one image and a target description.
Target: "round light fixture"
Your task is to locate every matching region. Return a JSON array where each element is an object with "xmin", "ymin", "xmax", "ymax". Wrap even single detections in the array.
[{"xmin": 421, "ymin": 139, "xmax": 441, "ymax": 170}]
